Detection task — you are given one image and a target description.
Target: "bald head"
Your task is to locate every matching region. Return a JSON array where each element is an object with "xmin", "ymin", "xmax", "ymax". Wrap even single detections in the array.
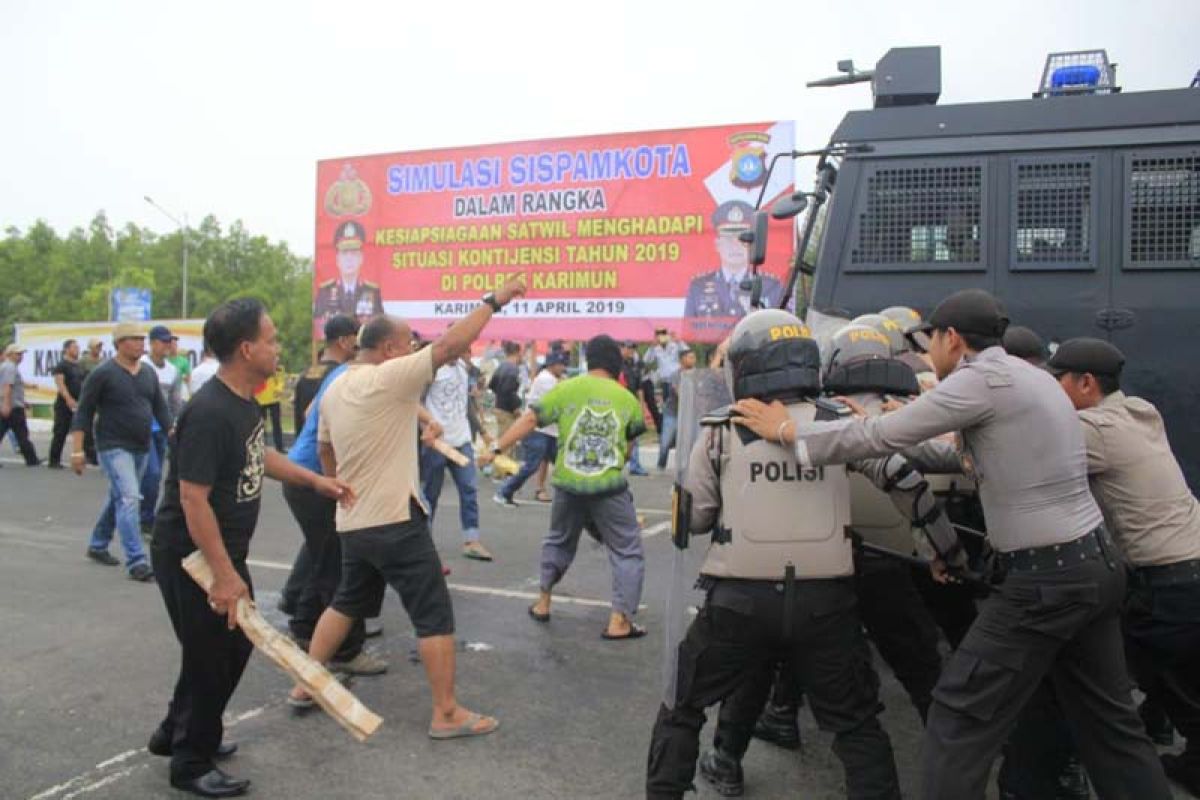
[{"xmin": 357, "ymin": 315, "xmax": 413, "ymax": 363}]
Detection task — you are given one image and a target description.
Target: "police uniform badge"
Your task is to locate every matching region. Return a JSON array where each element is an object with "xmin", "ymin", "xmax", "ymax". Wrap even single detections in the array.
[
  {"xmin": 727, "ymin": 132, "xmax": 770, "ymax": 189},
  {"xmin": 324, "ymin": 163, "xmax": 372, "ymax": 217}
]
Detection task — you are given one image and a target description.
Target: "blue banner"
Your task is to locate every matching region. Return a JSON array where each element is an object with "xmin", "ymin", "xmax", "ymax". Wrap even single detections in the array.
[{"xmin": 111, "ymin": 288, "xmax": 152, "ymax": 321}]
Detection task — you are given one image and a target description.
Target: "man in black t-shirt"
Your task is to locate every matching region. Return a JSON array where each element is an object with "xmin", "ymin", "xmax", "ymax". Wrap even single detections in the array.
[
  {"xmin": 148, "ymin": 298, "xmax": 353, "ymax": 799},
  {"xmin": 279, "ymin": 314, "xmax": 360, "ymax": 617},
  {"xmin": 488, "ymin": 340, "xmax": 522, "ymax": 458},
  {"xmin": 48, "ymin": 338, "xmax": 83, "ymax": 468}
]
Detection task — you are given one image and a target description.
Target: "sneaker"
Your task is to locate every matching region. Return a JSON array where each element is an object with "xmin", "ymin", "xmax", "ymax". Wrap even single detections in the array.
[
  {"xmin": 46, "ymin": 462, "xmax": 65, "ymax": 470},
  {"xmin": 629, "ymin": 466, "xmax": 649, "ymax": 476},
  {"xmin": 1056, "ymin": 755, "xmax": 1090, "ymax": 800},
  {"xmin": 492, "ymin": 493, "xmax": 518, "ymax": 508},
  {"xmin": 128, "ymin": 563, "xmax": 155, "ymax": 582},
  {"xmin": 329, "ymin": 649, "xmax": 389, "ymax": 676},
  {"xmin": 698, "ymin": 749, "xmax": 745, "ymax": 797},
  {"xmin": 86, "ymin": 548, "xmax": 120, "ymax": 567},
  {"xmin": 364, "ymin": 618, "xmax": 384, "ymax": 638}
]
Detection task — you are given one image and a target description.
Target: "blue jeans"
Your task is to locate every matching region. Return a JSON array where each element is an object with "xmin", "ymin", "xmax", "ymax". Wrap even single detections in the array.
[
  {"xmin": 656, "ymin": 410, "xmax": 678, "ymax": 470},
  {"xmin": 90, "ymin": 448, "xmax": 150, "ymax": 570},
  {"xmin": 140, "ymin": 428, "xmax": 168, "ymax": 525},
  {"xmin": 420, "ymin": 442, "xmax": 480, "ymax": 543},
  {"xmin": 499, "ymin": 431, "xmax": 557, "ymax": 500}
]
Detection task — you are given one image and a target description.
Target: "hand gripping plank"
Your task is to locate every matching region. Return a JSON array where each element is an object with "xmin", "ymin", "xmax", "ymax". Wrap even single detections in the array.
[
  {"xmin": 181, "ymin": 550, "xmax": 383, "ymax": 742},
  {"xmin": 429, "ymin": 438, "xmax": 470, "ymax": 467}
]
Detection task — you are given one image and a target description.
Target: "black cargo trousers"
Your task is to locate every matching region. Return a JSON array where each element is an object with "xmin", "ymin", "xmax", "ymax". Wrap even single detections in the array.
[
  {"xmin": 920, "ymin": 537, "xmax": 1172, "ymax": 800},
  {"xmin": 712, "ymin": 552, "xmax": 942, "ymax": 759},
  {"xmin": 646, "ymin": 577, "xmax": 901, "ymax": 800}
]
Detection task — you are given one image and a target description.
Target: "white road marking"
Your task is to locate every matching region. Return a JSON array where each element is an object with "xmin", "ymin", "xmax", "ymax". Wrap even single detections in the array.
[
  {"xmin": 246, "ymin": 558, "xmax": 643, "ymax": 611},
  {"xmin": 641, "ymin": 521, "xmax": 671, "ymax": 539},
  {"xmin": 26, "ymin": 705, "xmax": 271, "ymax": 800}
]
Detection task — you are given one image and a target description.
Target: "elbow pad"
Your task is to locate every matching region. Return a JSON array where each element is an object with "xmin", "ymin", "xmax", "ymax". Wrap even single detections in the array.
[{"xmin": 882, "ymin": 453, "xmax": 966, "ymax": 569}]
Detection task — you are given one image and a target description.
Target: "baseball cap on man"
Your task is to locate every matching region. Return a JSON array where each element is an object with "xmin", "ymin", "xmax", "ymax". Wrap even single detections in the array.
[
  {"xmin": 4, "ymin": 343, "xmax": 26, "ymax": 356},
  {"xmin": 323, "ymin": 314, "xmax": 360, "ymax": 341},
  {"xmin": 148, "ymin": 324, "xmax": 177, "ymax": 342},
  {"xmin": 1047, "ymin": 338, "xmax": 1125, "ymax": 378},
  {"xmin": 912, "ymin": 289, "xmax": 1009, "ymax": 340},
  {"xmin": 112, "ymin": 322, "xmax": 146, "ymax": 341}
]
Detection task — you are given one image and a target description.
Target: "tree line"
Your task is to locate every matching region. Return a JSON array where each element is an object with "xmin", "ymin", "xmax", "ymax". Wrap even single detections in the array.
[{"xmin": 0, "ymin": 213, "xmax": 314, "ymax": 370}]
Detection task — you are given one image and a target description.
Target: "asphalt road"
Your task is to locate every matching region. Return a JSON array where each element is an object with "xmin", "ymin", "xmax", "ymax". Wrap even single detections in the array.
[{"xmin": 0, "ymin": 433, "xmax": 1186, "ymax": 799}]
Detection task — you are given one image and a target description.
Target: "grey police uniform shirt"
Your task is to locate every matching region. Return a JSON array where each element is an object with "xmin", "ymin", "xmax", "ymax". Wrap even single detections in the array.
[
  {"xmin": 1079, "ymin": 391, "xmax": 1200, "ymax": 566},
  {"xmin": 0, "ymin": 361, "xmax": 26, "ymax": 407},
  {"xmin": 792, "ymin": 346, "xmax": 1102, "ymax": 553}
]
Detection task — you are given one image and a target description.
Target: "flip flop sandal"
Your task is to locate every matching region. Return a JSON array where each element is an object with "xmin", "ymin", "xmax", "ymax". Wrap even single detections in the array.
[
  {"xmin": 601, "ymin": 623, "xmax": 648, "ymax": 641},
  {"xmin": 286, "ymin": 693, "xmax": 315, "ymax": 711},
  {"xmin": 463, "ymin": 545, "xmax": 494, "ymax": 562},
  {"xmin": 534, "ymin": 491, "xmax": 552, "ymax": 503},
  {"xmin": 428, "ymin": 712, "xmax": 499, "ymax": 740},
  {"xmin": 527, "ymin": 604, "xmax": 550, "ymax": 623}
]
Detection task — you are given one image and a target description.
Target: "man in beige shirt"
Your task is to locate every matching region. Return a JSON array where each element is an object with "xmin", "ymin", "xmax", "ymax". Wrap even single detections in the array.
[
  {"xmin": 1050, "ymin": 337, "xmax": 1200, "ymax": 794},
  {"xmin": 288, "ymin": 279, "xmax": 525, "ymax": 740}
]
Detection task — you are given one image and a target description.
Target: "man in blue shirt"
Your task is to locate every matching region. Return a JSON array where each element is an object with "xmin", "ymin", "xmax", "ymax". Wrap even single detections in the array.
[{"xmin": 283, "ymin": 337, "xmax": 444, "ymax": 675}]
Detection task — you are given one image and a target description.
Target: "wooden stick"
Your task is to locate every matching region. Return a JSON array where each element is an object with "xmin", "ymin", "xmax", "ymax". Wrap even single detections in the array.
[
  {"xmin": 182, "ymin": 551, "xmax": 383, "ymax": 742},
  {"xmin": 430, "ymin": 438, "xmax": 469, "ymax": 466}
]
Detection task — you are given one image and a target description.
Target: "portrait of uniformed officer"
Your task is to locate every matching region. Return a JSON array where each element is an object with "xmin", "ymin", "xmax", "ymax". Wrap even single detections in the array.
[
  {"xmin": 683, "ymin": 200, "xmax": 782, "ymax": 318},
  {"xmin": 314, "ymin": 220, "xmax": 383, "ymax": 323}
]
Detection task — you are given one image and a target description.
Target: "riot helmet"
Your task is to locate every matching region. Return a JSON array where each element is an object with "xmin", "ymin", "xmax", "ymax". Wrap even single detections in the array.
[
  {"xmin": 727, "ymin": 309, "xmax": 821, "ymax": 402},
  {"xmin": 824, "ymin": 324, "xmax": 920, "ymax": 397},
  {"xmin": 879, "ymin": 306, "xmax": 922, "ymax": 334},
  {"xmin": 851, "ymin": 313, "xmax": 907, "ymax": 356}
]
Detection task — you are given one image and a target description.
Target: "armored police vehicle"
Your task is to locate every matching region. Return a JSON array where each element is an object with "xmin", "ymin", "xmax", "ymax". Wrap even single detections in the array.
[{"xmin": 800, "ymin": 47, "xmax": 1200, "ymax": 488}]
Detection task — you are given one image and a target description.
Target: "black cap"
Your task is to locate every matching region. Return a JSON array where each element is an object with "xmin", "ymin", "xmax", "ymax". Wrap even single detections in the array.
[
  {"xmin": 323, "ymin": 314, "xmax": 359, "ymax": 341},
  {"xmin": 1047, "ymin": 337, "xmax": 1125, "ymax": 378},
  {"xmin": 1001, "ymin": 325, "xmax": 1047, "ymax": 363},
  {"xmin": 148, "ymin": 324, "xmax": 177, "ymax": 342},
  {"xmin": 915, "ymin": 289, "xmax": 1009, "ymax": 339}
]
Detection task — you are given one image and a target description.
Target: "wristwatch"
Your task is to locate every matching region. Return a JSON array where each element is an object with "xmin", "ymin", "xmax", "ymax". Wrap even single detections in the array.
[{"xmin": 481, "ymin": 292, "xmax": 502, "ymax": 312}]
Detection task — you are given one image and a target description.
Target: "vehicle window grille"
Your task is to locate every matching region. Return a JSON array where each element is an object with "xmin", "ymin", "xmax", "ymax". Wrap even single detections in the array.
[
  {"xmin": 1015, "ymin": 161, "xmax": 1092, "ymax": 263},
  {"xmin": 1129, "ymin": 154, "xmax": 1200, "ymax": 265},
  {"xmin": 852, "ymin": 165, "xmax": 982, "ymax": 265}
]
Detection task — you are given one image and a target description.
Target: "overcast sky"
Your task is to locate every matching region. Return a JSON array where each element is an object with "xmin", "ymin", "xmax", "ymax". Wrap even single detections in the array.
[{"xmin": 2, "ymin": 0, "xmax": 1195, "ymax": 258}]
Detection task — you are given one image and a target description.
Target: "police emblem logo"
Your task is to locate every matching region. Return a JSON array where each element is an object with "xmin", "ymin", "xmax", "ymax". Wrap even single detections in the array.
[
  {"xmin": 727, "ymin": 132, "xmax": 770, "ymax": 189},
  {"xmin": 324, "ymin": 163, "xmax": 373, "ymax": 217}
]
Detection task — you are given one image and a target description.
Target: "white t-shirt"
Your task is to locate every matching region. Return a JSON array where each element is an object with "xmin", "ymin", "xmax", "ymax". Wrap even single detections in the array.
[
  {"xmin": 424, "ymin": 361, "xmax": 472, "ymax": 448},
  {"xmin": 528, "ymin": 368, "xmax": 561, "ymax": 437},
  {"xmin": 141, "ymin": 355, "xmax": 181, "ymax": 415},
  {"xmin": 190, "ymin": 359, "xmax": 219, "ymax": 394}
]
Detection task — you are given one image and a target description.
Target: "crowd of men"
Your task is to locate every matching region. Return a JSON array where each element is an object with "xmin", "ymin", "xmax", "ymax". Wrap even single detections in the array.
[{"xmin": 8, "ymin": 279, "xmax": 1198, "ymax": 799}]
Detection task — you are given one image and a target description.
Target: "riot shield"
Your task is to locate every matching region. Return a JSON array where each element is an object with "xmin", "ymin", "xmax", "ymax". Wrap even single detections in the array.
[{"xmin": 662, "ymin": 368, "xmax": 732, "ymax": 708}]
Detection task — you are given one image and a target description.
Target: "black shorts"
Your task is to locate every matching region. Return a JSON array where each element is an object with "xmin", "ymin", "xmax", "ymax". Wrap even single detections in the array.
[{"xmin": 330, "ymin": 514, "xmax": 455, "ymax": 638}]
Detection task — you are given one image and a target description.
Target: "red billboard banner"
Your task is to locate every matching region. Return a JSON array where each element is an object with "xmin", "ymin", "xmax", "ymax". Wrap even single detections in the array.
[{"xmin": 314, "ymin": 122, "xmax": 794, "ymax": 343}]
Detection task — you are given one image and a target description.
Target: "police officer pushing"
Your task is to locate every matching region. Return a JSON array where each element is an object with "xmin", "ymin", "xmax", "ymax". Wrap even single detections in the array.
[
  {"xmin": 732, "ymin": 289, "xmax": 1172, "ymax": 799},
  {"xmin": 1050, "ymin": 337, "xmax": 1200, "ymax": 796},
  {"xmin": 698, "ymin": 322, "xmax": 962, "ymax": 797},
  {"xmin": 646, "ymin": 309, "xmax": 901, "ymax": 800}
]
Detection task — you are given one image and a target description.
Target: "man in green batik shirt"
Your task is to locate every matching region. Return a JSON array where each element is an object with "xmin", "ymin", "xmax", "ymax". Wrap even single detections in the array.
[{"xmin": 481, "ymin": 334, "xmax": 648, "ymax": 640}]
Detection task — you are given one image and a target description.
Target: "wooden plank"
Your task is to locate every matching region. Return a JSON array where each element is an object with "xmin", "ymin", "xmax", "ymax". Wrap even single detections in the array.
[
  {"xmin": 182, "ymin": 551, "xmax": 383, "ymax": 742},
  {"xmin": 430, "ymin": 438, "xmax": 469, "ymax": 466}
]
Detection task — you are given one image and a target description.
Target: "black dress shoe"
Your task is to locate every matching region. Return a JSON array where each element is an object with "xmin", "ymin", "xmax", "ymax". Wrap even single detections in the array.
[
  {"xmin": 148, "ymin": 729, "xmax": 237, "ymax": 759},
  {"xmin": 170, "ymin": 768, "xmax": 250, "ymax": 798}
]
